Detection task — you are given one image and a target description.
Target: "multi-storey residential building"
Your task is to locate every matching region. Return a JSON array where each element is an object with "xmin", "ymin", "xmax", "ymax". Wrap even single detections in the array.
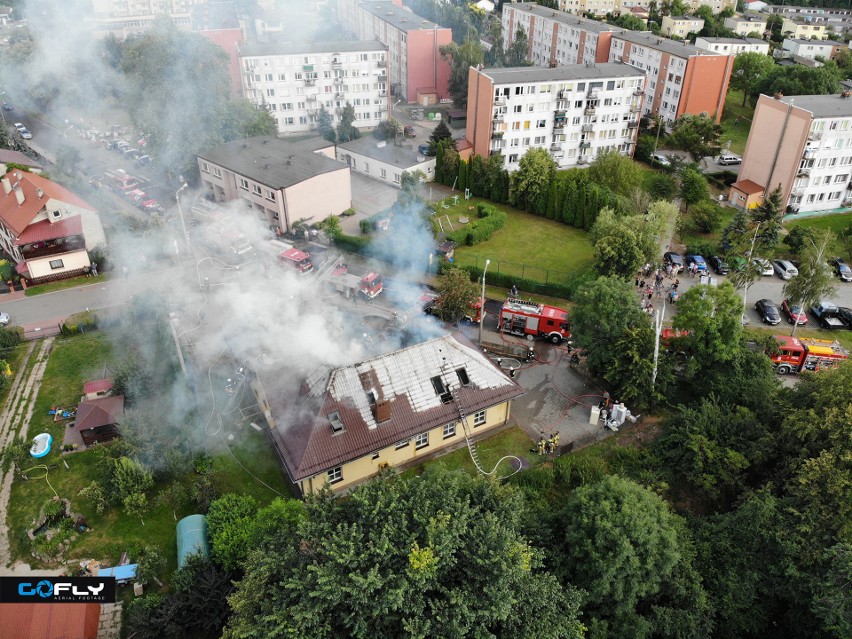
[
  {"xmin": 764, "ymin": 5, "xmax": 852, "ymax": 36},
  {"xmin": 780, "ymin": 18, "xmax": 828, "ymax": 40},
  {"xmin": 197, "ymin": 136, "xmax": 352, "ymax": 233},
  {"xmin": 730, "ymin": 93, "xmax": 852, "ymax": 215},
  {"xmin": 503, "ymin": 3, "xmax": 621, "ymax": 68},
  {"xmin": 724, "ymin": 14, "xmax": 768, "ymax": 36},
  {"xmin": 694, "ymin": 37, "xmax": 770, "ymax": 55},
  {"xmin": 779, "ymin": 38, "xmax": 846, "ymax": 61},
  {"xmin": 88, "ymin": 0, "xmax": 204, "ymax": 38},
  {"xmin": 337, "ymin": 0, "xmax": 452, "ymax": 103},
  {"xmin": 465, "ymin": 64, "xmax": 646, "ymax": 170},
  {"xmin": 239, "ymin": 41, "xmax": 389, "ymax": 136},
  {"xmin": 661, "ymin": 16, "xmax": 704, "ymax": 38},
  {"xmin": 687, "ymin": 0, "xmax": 736, "ymax": 12},
  {"xmin": 609, "ymin": 31, "xmax": 734, "ymax": 123}
]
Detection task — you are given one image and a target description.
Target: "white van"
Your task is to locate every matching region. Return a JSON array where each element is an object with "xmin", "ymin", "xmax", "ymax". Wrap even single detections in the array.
[{"xmin": 718, "ymin": 153, "xmax": 742, "ymax": 165}]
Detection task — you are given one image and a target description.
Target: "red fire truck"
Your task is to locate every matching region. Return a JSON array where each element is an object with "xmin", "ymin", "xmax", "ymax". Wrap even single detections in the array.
[
  {"xmin": 500, "ymin": 297, "xmax": 570, "ymax": 344},
  {"xmin": 330, "ymin": 264, "xmax": 383, "ymax": 299},
  {"xmin": 769, "ymin": 335, "xmax": 849, "ymax": 374},
  {"xmin": 278, "ymin": 247, "xmax": 313, "ymax": 274}
]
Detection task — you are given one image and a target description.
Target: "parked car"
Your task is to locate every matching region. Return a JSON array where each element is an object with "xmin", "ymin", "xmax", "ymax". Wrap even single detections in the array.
[
  {"xmin": 718, "ymin": 153, "xmax": 742, "ymax": 165},
  {"xmin": 13, "ymin": 122, "xmax": 25, "ymax": 132},
  {"xmin": 18, "ymin": 127, "xmax": 31, "ymax": 139},
  {"xmin": 403, "ymin": 125, "xmax": 416, "ymax": 138},
  {"xmin": 0, "ymin": 311, "xmax": 8, "ymax": 326},
  {"xmin": 755, "ymin": 299, "xmax": 782, "ymax": 325},
  {"xmin": 685, "ymin": 255, "xmax": 707, "ymax": 273},
  {"xmin": 836, "ymin": 306, "xmax": 852, "ymax": 329},
  {"xmin": 781, "ymin": 299, "xmax": 808, "ymax": 326},
  {"xmin": 1, "ymin": 101, "xmax": 13, "ymax": 111},
  {"xmin": 753, "ymin": 258, "xmax": 774, "ymax": 276},
  {"xmin": 832, "ymin": 257, "xmax": 852, "ymax": 282},
  {"xmin": 418, "ymin": 143, "xmax": 435, "ymax": 156},
  {"xmin": 651, "ymin": 153, "xmax": 670, "ymax": 167},
  {"xmin": 708, "ymin": 255, "xmax": 729, "ymax": 275},
  {"xmin": 663, "ymin": 251, "xmax": 683, "ymax": 269},
  {"xmin": 772, "ymin": 259, "xmax": 799, "ymax": 280}
]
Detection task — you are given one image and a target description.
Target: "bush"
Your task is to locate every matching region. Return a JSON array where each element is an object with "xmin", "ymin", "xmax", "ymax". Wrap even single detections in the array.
[
  {"xmin": 553, "ymin": 454, "xmax": 608, "ymax": 489},
  {"xmin": 0, "ymin": 326, "xmax": 21, "ymax": 349},
  {"xmin": 444, "ymin": 261, "xmax": 587, "ymax": 301},
  {"xmin": 359, "ymin": 220, "xmax": 372, "ymax": 235},
  {"xmin": 509, "ymin": 466, "xmax": 555, "ymax": 494},
  {"xmin": 334, "ymin": 233, "xmax": 371, "ymax": 254},
  {"xmin": 648, "ymin": 173, "xmax": 678, "ymax": 201},
  {"xmin": 60, "ymin": 311, "xmax": 98, "ymax": 336},
  {"xmin": 340, "ymin": 207, "xmax": 356, "ymax": 217},
  {"xmin": 783, "ymin": 226, "xmax": 819, "ymax": 254},
  {"xmin": 446, "ymin": 205, "xmax": 507, "ymax": 246},
  {"xmin": 689, "ymin": 200, "xmax": 724, "ymax": 234},
  {"xmin": 685, "ymin": 241, "xmax": 718, "ymax": 258}
]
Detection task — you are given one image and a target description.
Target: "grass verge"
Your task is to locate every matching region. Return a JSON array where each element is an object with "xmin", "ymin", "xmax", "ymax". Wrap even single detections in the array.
[
  {"xmin": 785, "ymin": 211, "xmax": 852, "ymax": 260},
  {"xmin": 24, "ymin": 274, "xmax": 108, "ymax": 297},
  {"xmin": 720, "ymin": 89, "xmax": 755, "ymax": 156}
]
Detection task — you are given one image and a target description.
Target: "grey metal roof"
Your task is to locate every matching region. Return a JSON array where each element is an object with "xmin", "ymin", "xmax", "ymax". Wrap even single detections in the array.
[
  {"xmin": 240, "ymin": 40, "xmax": 387, "ymax": 57},
  {"xmin": 785, "ymin": 38, "xmax": 845, "ymax": 45},
  {"xmin": 778, "ymin": 93, "xmax": 852, "ymax": 118},
  {"xmin": 264, "ymin": 332, "xmax": 525, "ymax": 481},
  {"xmin": 508, "ymin": 3, "xmax": 622, "ymax": 34},
  {"xmin": 197, "ymin": 136, "xmax": 345, "ymax": 190},
  {"xmin": 614, "ymin": 30, "xmax": 709, "ymax": 58},
  {"xmin": 338, "ymin": 136, "xmax": 432, "ymax": 169},
  {"xmin": 359, "ymin": 1, "xmax": 447, "ymax": 32},
  {"xmin": 698, "ymin": 36, "xmax": 767, "ymax": 44},
  {"xmin": 481, "ymin": 62, "xmax": 645, "ymax": 84}
]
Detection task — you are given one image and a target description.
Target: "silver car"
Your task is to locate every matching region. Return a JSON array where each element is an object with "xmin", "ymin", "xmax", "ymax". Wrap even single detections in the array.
[
  {"xmin": 0, "ymin": 312, "xmax": 10, "ymax": 326},
  {"xmin": 772, "ymin": 259, "xmax": 799, "ymax": 280}
]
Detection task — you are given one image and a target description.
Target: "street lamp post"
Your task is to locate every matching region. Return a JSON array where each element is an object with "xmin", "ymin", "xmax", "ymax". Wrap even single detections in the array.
[
  {"xmin": 479, "ymin": 258, "xmax": 490, "ymax": 344},
  {"xmin": 175, "ymin": 179, "xmax": 190, "ymax": 248}
]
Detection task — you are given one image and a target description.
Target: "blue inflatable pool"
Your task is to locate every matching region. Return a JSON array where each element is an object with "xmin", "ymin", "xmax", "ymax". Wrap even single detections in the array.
[{"xmin": 30, "ymin": 433, "xmax": 52, "ymax": 458}]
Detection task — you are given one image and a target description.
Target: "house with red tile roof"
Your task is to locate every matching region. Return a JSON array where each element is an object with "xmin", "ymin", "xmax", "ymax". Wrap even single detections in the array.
[
  {"xmin": 251, "ymin": 333, "xmax": 525, "ymax": 495},
  {"xmin": 0, "ymin": 167, "xmax": 106, "ymax": 284}
]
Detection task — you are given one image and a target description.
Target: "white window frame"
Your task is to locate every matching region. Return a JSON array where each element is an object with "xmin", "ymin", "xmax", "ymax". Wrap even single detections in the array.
[
  {"xmin": 414, "ymin": 432, "xmax": 429, "ymax": 449},
  {"xmin": 473, "ymin": 410, "xmax": 486, "ymax": 427},
  {"xmin": 327, "ymin": 467, "xmax": 342, "ymax": 484},
  {"xmin": 443, "ymin": 423, "xmax": 456, "ymax": 439}
]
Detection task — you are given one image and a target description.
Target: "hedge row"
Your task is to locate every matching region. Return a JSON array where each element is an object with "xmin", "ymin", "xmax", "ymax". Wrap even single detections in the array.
[
  {"xmin": 60, "ymin": 311, "xmax": 98, "ymax": 336},
  {"xmin": 334, "ymin": 233, "xmax": 371, "ymax": 255},
  {"xmin": 447, "ymin": 262, "xmax": 594, "ymax": 301},
  {"xmin": 446, "ymin": 203, "xmax": 507, "ymax": 246}
]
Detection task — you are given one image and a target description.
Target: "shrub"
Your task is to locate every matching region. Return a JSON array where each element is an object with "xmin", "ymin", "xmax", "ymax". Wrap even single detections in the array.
[
  {"xmin": 553, "ymin": 454, "xmax": 608, "ymax": 489},
  {"xmin": 359, "ymin": 220, "xmax": 372, "ymax": 235},
  {"xmin": 0, "ymin": 326, "xmax": 21, "ymax": 349},
  {"xmin": 685, "ymin": 241, "xmax": 718, "ymax": 258},
  {"xmin": 648, "ymin": 173, "xmax": 678, "ymax": 201},
  {"xmin": 509, "ymin": 466, "xmax": 555, "ymax": 494},
  {"xmin": 447, "ymin": 205, "xmax": 507, "ymax": 246},
  {"xmin": 689, "ymin": 200, "xmax": 724, "ymax": 234},
  {"xmin": 444, "ymin": 262, "xmax": 584, "ymax": 301},
  {"xmin": 340, "ymin": 207, "xmax": 356, "ymax": 217},
  {"xmin": 334, "ymin": 233, "xmax": 371, "ymax": 254},
  {"xmin": 783, "ymin": 226, "xmax": 819, "ymax": 254}
]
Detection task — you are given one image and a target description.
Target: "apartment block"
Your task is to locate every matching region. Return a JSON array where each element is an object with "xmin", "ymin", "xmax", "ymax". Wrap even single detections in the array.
[
  {"xmin": 609, "ymin": 31, "xmax": 734, "ymax": 123},
  {"xmin": 465, "ymin": 64, "xmax": 646, "ymax": 171},
  {"xmin": 730, "ymin": 93, "xmax": 852, "ymax": 215},
  {"xmin": 660, "ymin": 16, "xmax": 705, "ymax": 39},
  {"xmin": 723, "ymin": 14, "xmax": 768, "ymax": 36},
  {"xmin": 765, "ymin": 5, "xmax": 852, "ymax": 35},
  {"xmin": 502, "ymin": 3, "xmax": 620, "ymax": 68},
  {"xmin": 687, "ymin": 0, "xmax": 736, "ymax": 12},
  {"xmin": 780, "ymin": 18, "xmax": 828, "ymax": 40},
  {"xmin": 88, "ymin": 0, "xmax": 203, "ymax": 37},
  {"xmin": 337, "ymin": 0, "xmax": 451, "ymax": 103},
  {"xmin": 239, "ymin": 41, "xmax": 389, "ymax": 136},
  {"xmin": 780, "ymin": 38, "xmax": 846, "ymax": 61},
  {"xmin": 694, "ymin": 37, "xmax": 770, "ymax": 55}
]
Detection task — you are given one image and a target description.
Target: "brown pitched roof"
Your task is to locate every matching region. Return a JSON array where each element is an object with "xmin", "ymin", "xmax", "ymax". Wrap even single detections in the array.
[
  {"xmin": 732, "ymin": 179, "xmax": 765, "ymax": 195},
  {"xmin": 74, "ymin": 395, "xmax": 125, "ymax": 432},
  {"xmin": 83, "ymin": 378, "xmax": 114, "ymax": 395},
  {"xmin": 0, "ymin": 170, "xmax": 95, "ymax": 236},
  {"xmin": 264, "ymin": 333, "xmax": 525, "ymax": 481},
  {"xmin": 14, "ymin": 215, "xmax": 83, "ymax": 245},
  {"xmin": 0, "ymin": 603, "xmax": 100, "ymax": 639}
]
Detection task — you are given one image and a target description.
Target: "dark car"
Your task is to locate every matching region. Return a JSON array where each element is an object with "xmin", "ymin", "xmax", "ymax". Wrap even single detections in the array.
[
  {"xmin": 755, "ymin": 299, "xmax": 781, "ymax": 325},
  {"xmin": 663, "ymin": 252, "xmax": 683, "ymax": 269},
  {"xmin": 832, "ymin": 257, "xmax": 852, "ymax": 282},
  {"xmin": 836, "ymin": 306, "xmax": 852, "ymax": 329},
  {"xmin": 708, "ymin": 255, "xmax": 729, "ymax": 275},
  {"xmin": 781, "ymin": 299, "xmax": 808, "ymax": 326},
  {"xmin": 418, "ymin": 143, "xmax": 435, "ymax": 156},
  {"xmin": 403, "ymin": 125, "xmax": 416, "ymax": 138}
]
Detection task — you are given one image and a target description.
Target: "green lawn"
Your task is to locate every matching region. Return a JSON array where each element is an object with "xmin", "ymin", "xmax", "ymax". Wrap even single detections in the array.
[
  {"xmin": 720, "ymin": 89, "xmax": 755, "ymax": 156},
  {"xmin": 786, "ymin": 211, "xmax": 852, "ymax": 260},
  {"xmin": 24, "ymin": 274, "xmax": 108, "ymax": 297},
  {"xmin": 439, "ymin": 197, "xmax": 594, "ymax": 282},
  {"xmin": 677, "ymin": 207, "xmax": 737, "ymax": 253},
  {"xmin": 399, "ymin": 426, "xmax": 540, "ymax": 479}
]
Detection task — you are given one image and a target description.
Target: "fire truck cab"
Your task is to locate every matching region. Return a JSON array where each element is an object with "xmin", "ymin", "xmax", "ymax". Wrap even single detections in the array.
[
  {"xmin": 330, "ymin": 264, "xmax": 383, "ymax": 299},
  {"xmin": 500, "ymin": 298, "xmax": 570, "ymax": 344},
  {"xmin": 278, "ymin": 247, "xmax": 313, "ymax": 274},
  {"xmin": 769, "ymin": 335, "xmax": 849, "ymax": 374}
]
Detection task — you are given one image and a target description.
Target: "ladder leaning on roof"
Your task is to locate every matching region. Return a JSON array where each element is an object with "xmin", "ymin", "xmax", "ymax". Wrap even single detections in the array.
[{"xmin": 451, "ymin": 387, "xmax": 521, "ymax": 480}]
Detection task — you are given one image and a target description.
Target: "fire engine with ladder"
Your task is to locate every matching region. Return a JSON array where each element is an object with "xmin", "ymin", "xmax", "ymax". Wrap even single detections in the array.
[
  {"xmin": 769, "ymin": 335, "xmax": 849, "ymax": 374},
  {"xmin": 499, "ymin": 298, "xmax": 570, "ymax": 344}
]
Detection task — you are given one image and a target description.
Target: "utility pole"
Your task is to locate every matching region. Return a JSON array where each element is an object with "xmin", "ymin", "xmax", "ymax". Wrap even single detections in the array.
[{"xmin": 652, "ymin": 303, "xmax": 665, "ymax": 387}]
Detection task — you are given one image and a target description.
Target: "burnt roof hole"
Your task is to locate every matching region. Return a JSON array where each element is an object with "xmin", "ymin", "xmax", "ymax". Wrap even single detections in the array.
[
  {"xmin": 455, "ymin": 367, "xmax": 470, "ymax": 386},
  {"xmin": 329, "ymin": 411, "xmax": 345, "ymax": 434}
]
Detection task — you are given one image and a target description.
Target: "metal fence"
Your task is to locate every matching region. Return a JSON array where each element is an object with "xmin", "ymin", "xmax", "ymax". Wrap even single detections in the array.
[{"xmin": 453, "ymin": 254, "xmax": 572, "ymax": 285}]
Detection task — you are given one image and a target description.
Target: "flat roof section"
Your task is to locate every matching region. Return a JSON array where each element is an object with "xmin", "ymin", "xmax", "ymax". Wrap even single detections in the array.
[
  {"xmin": 359, "ymin": 1, "xmax": 446, "ymax": 32},
  {"xmin": 482, "ymin": 62, "xmax": 645, "ymax": 84},
  {"xmin": 240, "ymin": 40, "xmax": 387, "ymax": 57},
  {"xmin": 507, "ymin": 3, "xmax": 623, "ymax": 34},
  {"xmin": 777, "ymin": 93, "xmax": 852, "ymax": 119}
]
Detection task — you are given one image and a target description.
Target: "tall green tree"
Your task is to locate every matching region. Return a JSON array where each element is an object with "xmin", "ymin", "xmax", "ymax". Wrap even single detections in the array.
[
  {"xmin": 506, "ymin": 26, "xmax": 531, "ymax": 66},
  {"xmin": 678, "ymin": 168, "xmax": 709, "ymax": 214},
  {"xmin": 587, "ymin": 150, "xmax": 643, "ymax": 198},
  {"xmin": 755, "ymin": 64, "xmax": 842, "ymax": 103},
  {"xmin": 509, "ymin": 147, "xmax": 556, "ymax": 211},
  {"xmin": 397, "ymin": 170, "xmax": 426, "ymax": 209},
  {"xmin": 730, "ymin": 51, "xmax": 778, "ymax": 106},
  {"xmin": 670, "ymin": 114, "xmax": 723, "ymax": 162},
  {"xmin": 434, "ymin": 267, "xmax": 479, "ymax": 323},
  {"xmin": 318, "ymin": 105, "xmax": 336, "ymax": 142},
  {"xmin": 336, "ymin": 102, "xmax": 360, "ymax": 142},
  {"xmin": 673, "ymin": 281, "xmax": 744, "ymax": 375},
  {"xmin": 440, "ymin": 40, "xmax": 485, "ymax": 108},
  {"xmin": 782, "ymin": 229, "xmax": 837, "ymax": 335},
  {"xmin": 206, "ymin": 493, "xmax": 259, "ymax": 573},
  {"xmin": 225, "ymin": 467, "xmax": 585, "ymax": 639},
  {"xmin": 429, "ymin": 120, "xmax": 453, "ymax": 148}
]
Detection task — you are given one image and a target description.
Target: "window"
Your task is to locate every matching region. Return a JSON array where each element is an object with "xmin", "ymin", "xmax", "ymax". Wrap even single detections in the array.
[
  {"xmin": 253, "ymin": 185, "xmax": 262, "ymax": 195},
  {"xmin": 513, "ymin": 105, "xmax": 522, "ymax": 113},
  {"xmin": 380, "ymin": 168, "xmax": 387, "ymax": 178},
  {"xmin": 201, "ymin": 162, "xmax": 209, "ymax": 172},
  {"xmin": 443, "ymin": 423, "xmax": 456, "ymax": 439},
  {"xmin": 212, "ymin": 167, "xmax": 222, "ymax": 178},
  {"xmin": 473, "ymin": 410, "xmax": 486, "ymax": 427},
  {"xmin": 371, "ymin": 452, "xmax": 380, "ymax": 460},
  {"xmin": 327, "ymin": 467, "xmax": 343, "ymax": 484},
  {"xmin": 239, "ymin": 178, "xmax": 249, "ymax": 190},
  {"xmin": 395, "ymin": 440, "xmax": 410, "ymax": 450},
  {"xmin": 536, "ymin": 119, "xmax": 547, "ymax": 128},
  {"xmin": 49, "ymin": 259, "xmax": 64, "ymax": 270},
  {"xmin": 267, "ymin": 190, "xmax": 276, "ymax": 201},
  {"xmin": 508, "ymin": 153, "xmax": 518, "ymax": 163},
  {"xmin": 266, "ymin": 89, "xmax": 275, "ymax": 97},
  {"xmin": 414, "ymin": 433, "xmax": 429, "ymax": 449}
]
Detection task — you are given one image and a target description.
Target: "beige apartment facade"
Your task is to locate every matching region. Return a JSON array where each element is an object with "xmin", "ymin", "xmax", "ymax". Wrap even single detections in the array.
[
  {"xmin": 730, "ymin": 93, "xmax": 852, "ymax": 215},
  {"xmin": 781, "ymin": 18, "xmax": 828, "ymax": 40},
  {"xmin": 724, "ymin": 15, "xmax": 768, "ymax": 36},
  {"xmin": 660, "ymin": 16, "xmax": 705, "ymax": 39}
]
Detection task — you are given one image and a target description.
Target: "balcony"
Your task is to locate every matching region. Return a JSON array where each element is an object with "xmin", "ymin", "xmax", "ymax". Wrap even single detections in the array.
[
  {"xmin": 633, "ymin": 88, "xmax": 643, "ymax": 96},
  {"xmin": 21, "ymin": 236, "xmax": 86, "ymax": 260},
  {"xmin": 627, "ymin": 120, "xmax": 639, "ymax": 128},
  {"xmin": 376, "ymin": 60, "xmax": 385, "ymax": 68},
  {"xmin": 494, "ymin": 96, "xmax": 506, "ymax": 106},
  {"xmin": 792, "ymin": 188, "xmax": 804, "ymax": 197},
  {"xmin": 553, "ymin": 124, "xmax": 565, "ymax": 133},
  {"xmin": 581, "ymin": 124, "xmax": 594, "ymax": 132},
  {"xmin": 554, "ymin": 109, "xmax": 567, "ymax": 117},
  {"xmin": 551, "ymin": 142, "xmax": 561, "ymax": 151},
  {"xmin": 332, "ymin": 59, "xmax": 342, "ymax": 68},
  {"xmin": 584, "ymin": 107, "xmax": 596, "ymax": 116},
  {"xmin": 305, "ymin": 78, "xmax": 316, "ymax": 86},
  {"xmin": 576, "ymin": 156, "xmax": 588, "ymax": 165},
  {"xmin": 333, "ymin": 77, "xmax": 344, "ymax": 85},
  {"xmin": 808, "ymin": 131, "xmax": 822, "ymax": 141},
  {"xmin": 377, "ymin": 74, "xmax": 387, "ymax": 83},
  {"xmin": 493, "ymin": 112, "xmax": 505, "ymax": 122},
  {"xmin": 335, "ymin": 92, "xmax": 345, "ymax": 99},
  {"xmin": 551, "ymin": 150, "xmax": 565, "ymax": 159},
  {"xmin": 306, "ymin": 93, "xmax": 317, "ymax": 101},
  {"xmin": 557, "ymin": 89, "xmax": 568, "ymax": 99},
  {"xmin": 492, "ymin": 130, "xmax": 505, "ymax": 140},
  {"xmin": 797, "ymin": 167, "xmax": 811, "ymax": 177},
  {"xmin": 579, "ymin": 141, "xmax": 591, "ymax": 149},
  {"xmin": 630, "ymin": 104, "xmax": 641, "ymax": 113},
  {"xmin": 491, "ymin": 148, "xmax": 503, "ymax": 156},
  {"xmin": 587, "ymin": 89, "xmax": 599, "ymax": 99},
  {"xmin": 803, "ymin": 147, "xmax": 817, "ymax": 158},
  {"xmin": 303, "ymin": 64, "xmax": 314, "ymax": 72}
]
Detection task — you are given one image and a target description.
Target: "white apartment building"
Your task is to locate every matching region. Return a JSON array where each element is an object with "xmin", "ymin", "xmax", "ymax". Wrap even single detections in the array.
[
  {"xmin": 780, "ymin": 18, "xmax": 828, "ymax": 40},
  {"xmin": 661, "ymin": 16, "xmax": 705, "ymax": 39},
  {"xmin": 503, "ymin": 3, "xmax": 621, "ymax": 68},
  {"xmin": 88, "ymin": 0, "xmax": 203, "ymax": 37},
  {"xmin": 694, "ymin": 37, "xmax": 770, "ymax": 55},
  {"xmin": 239, "ymin": 41, "xmax": 389, "ymax": 136},
  {"xmin": 466, "ymin": 64, "xmax": 646, "ymax": 170},
  {"xmin": 780, "ymin": 38, "xmax": 846, "ymax": 61},
  {"xmin": 723, "ymin": 15, "xmax": 768, "ymax": 36}
]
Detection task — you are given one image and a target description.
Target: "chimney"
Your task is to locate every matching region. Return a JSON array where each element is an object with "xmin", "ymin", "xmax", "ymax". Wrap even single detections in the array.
[
  {"xmin": 373, "ymin": 399, "xmax": 391, "ymax": 423},
  {"xmin": 35, "ymin": 187, "xmax": 44, "ymax": 198},
  {"xmin": 1, "ymin": 177, "xmax": 10, "ymax": 194},
  {"xmin": 14, "ymin": 186, "xmax": 24, "ymax": 205}
]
